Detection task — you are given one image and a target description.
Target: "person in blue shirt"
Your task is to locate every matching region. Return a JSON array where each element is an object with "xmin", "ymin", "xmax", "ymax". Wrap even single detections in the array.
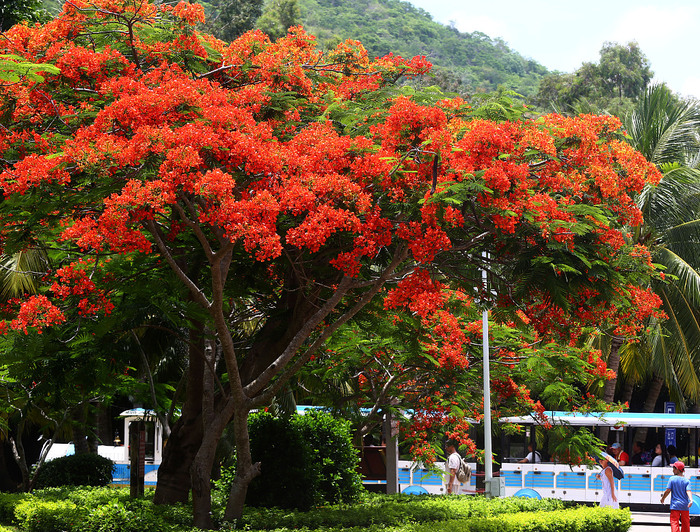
[{"xmin": 660, "ymin": 461, "xmax": 693, "ymax": 532}]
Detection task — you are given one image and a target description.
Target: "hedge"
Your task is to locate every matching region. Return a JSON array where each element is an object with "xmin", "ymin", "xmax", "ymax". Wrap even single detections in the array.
[
  {"xmin": 3, "ymin": 487, "xmax": 193, "ymax": 532},
  {"xmin": 240, "ymin": 494, "xmax": 567, "ymax": 529},
  {"xmin": 408, "ymin": 507, "xmax": 632, "ymax": 532},
  {"xmin": 0, "ymin": 488, "xmax": 632, "ymax": 532}
]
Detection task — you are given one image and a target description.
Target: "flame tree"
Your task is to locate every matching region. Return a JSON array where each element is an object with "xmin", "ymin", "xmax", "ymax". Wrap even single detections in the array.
[{"xmin": 0, "ymin": 0, "xmax": 664, "ymax": 527}]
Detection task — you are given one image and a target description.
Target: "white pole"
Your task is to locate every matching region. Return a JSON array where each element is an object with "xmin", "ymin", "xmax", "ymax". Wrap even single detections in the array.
[{"xmin": 482, "ymin": 255, "xmax": 493, "ymax": 491}]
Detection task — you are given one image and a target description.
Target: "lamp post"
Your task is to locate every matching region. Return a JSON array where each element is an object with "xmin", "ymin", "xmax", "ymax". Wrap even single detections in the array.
[{"xmin": 482, "ymin": 254, "xmax": 493, "ymax": 491}]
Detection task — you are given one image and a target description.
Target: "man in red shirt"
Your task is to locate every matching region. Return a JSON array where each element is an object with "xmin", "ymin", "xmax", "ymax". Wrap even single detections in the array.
[{"xmin": 611, "ymin": 442, "xmax": 629, "ymax": 466}]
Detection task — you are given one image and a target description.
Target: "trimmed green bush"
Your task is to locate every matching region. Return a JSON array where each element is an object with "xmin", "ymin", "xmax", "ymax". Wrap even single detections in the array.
[
  {"xmin": 409, "ymin": 507, "xmax": 632, "ymax": 532},
  {"xmin": 246, "ymin": 412, "xmax": 321, "ymax": 510},
  {"xmin": 4, "ymin": 488, "xmax": 195, "ymax": 532},
  {"xmin": 76, "ymin": 497, "xmax": 194, "ymax": 532},
  {"xmin": 293, "ymin": 409, "xmax": 364, "ymax": 505},
  {"xmin": 35, "ymin": 453, "xmax": 115, "ymax": 488},
  {"xmin": 243, "ymin": 410, "xmax": 363, "ymax": 510}
]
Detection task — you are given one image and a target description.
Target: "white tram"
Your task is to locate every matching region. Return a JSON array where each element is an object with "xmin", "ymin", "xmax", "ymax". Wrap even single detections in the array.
[
  {"xmin": 393, "ymin": 411, "xmax": 700, "ymax": 511},
  {"xmin": 499, "ymin": 411, "xmax": 700, "ymax": 510}
]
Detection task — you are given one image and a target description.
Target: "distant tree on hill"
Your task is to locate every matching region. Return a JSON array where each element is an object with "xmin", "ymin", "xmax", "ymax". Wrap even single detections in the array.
[
  {"xmin": 1, "ymin": 0, "xmax": 48, "ymax": 30},
  {"xmin": 535, "ymin": 41, "xmax": 653, "ymax": 115},
  {"xmin": 599, "ymin": 41, "xmax": 652, "ymax": 99},
  {"xmin": 206, "ymin": 0, "xmax": 264, "ymax": 42},
  {"xmin": 257, "ymin": 0, "xmax": 302, "ymax": 40}
]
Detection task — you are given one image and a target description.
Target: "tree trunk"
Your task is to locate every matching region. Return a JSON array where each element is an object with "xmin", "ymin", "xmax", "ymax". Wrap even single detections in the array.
[
  {"xmin": 634, "ymin": 373, "xmax": 664, "ymax": 445},
  {"xmin": 72, "ymin": 403, "xmax": 94, "ymax": 454},
  {"xmin": 96, "ymin": 402, "xmax": 112, "ymax": 446},
  {"xmin": 224, "ymin": 408, "xmax": 261, "ymax": 521},
  {"xmin": 621, "ymin": 381, "xmax": 634, "ymax": 407},
  {"xmin": 10, "ymin": 417, "xmax": 30, "ymax": 492},
  {"xmin": 599, "ymin": 335, "xmax": 624, "ymax": 443},
  {"xmin": 602, "ymin": 335, "xmax": 624, "ymax": 404},
  {"xmin": 153, "ymin": 411, "xmax": 204, "ymax": 504},
  {"xmin": 191, "ymin": 336, "xmax": 230, "ymax": 529},
  {"xmin": 153, "ymin": 326, "xmax": 205, "ymax": 505},
  {"xmin": 190, "ymin": 424, "xmax": 225, "ymax": 530},
  {"xmin": 0, "ymin": 443, "xmax": 17, "ymax": 490},
  {"xmin": 191, "ymin": 396, "xmax": 239, "ymax": 529}
]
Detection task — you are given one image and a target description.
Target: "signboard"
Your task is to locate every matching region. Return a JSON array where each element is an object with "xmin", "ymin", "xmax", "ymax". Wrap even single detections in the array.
[{"xmin": 665, "ymin": 402, "xmax": 676, "ymax": 449}]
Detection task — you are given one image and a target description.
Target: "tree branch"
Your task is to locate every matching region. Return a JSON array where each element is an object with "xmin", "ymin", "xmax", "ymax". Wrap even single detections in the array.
[
  {"xmin": 144, "ymin": 219, "xmax": 212, "ymax": 309},
  {"xmin": 249, "ymin": 244, "xmax": 410, "ymax": 404}
]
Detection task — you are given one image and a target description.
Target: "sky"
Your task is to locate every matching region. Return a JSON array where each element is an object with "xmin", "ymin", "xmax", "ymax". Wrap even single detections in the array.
[{"xmin": 406, "ymin": 0, "xmax": 700, "ymax": 99}]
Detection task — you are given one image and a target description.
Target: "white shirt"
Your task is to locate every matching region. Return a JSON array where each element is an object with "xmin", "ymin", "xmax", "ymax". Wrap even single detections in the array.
[
  {"xmin": 525, "ymin": 451, "xmax": 542, "ymax": 463},
  {"xmin": 445, "ymin": 452, "xmax": 462, "ymax": 491}
]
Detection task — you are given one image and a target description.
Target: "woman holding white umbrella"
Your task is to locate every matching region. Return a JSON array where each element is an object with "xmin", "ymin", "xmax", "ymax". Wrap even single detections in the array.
[{"xmin": 597, "ymin": 453, "xmax": 619, "ymax": 509}]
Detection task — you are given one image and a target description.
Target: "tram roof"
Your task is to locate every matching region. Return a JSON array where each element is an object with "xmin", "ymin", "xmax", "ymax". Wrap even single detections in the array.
[{"xmin": 500, "ymin": 411, "xmax": 700, "ymax": 428}]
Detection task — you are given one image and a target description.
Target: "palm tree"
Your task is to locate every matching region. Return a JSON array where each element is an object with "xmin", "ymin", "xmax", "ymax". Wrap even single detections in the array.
[{"xmin": 612, "ymin": 84, "xmax": 700, "ymax": 416}]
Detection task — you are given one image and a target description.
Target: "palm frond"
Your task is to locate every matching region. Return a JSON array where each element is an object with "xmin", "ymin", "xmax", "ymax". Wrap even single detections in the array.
[
  {"xmin": 653, "ymin": 284, "xmax": 700, "ymax": 403},
  {"xmin": 654, "ymin": 248, "xmax": 700, "ymax": 309},
  {"xmin": 0, "ymin": 249, "xmax": 49, "ymax": 299},
  {"xmin": 624, "ymin": 84, "xmax": 700, "ymax": 167}
]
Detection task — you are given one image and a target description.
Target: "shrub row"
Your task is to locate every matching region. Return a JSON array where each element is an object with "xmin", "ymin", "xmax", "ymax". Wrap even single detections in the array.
[
  {"xmin": 240, "ymin": 494, "xmax": 567, "ymax": 529},
  {"xmin": 234, "ymin": 506, "xmax": 631, "ymax": 532},
  {"xmin": 0, "ymin": 488, "xmax": 631, "ymax": 532},
  {"xmin": 409, "ymin": 507, "xmax": 632, "ymax": 532},
  {"xmin": 4, "ymin": 487, "xmax": 195, "ymax": 532}
]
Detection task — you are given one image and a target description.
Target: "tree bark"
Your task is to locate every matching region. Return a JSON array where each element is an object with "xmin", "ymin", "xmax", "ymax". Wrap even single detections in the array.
[
  {"xmin": 96, "ymin": 402, "xmax": 112, "ymax": 446},
  {"xmin": 153, "ymin": 326, "xmax": 205, "ymax": 505},
  {"xmin": 600, "ymin": 335, "xmax": 624, "ymax": 443},
  {"xmin": 190, "ymin": 409, "xmax": 233, "ymax": 530},
  {"xmin": 72, "ymin": 405, "xmax": 91, "ymax": 455},
  {"xmin": 620, "ymin": 381, "xmax": 634, "ymax": 407},
  {"xmin": 153, "ymin": 411, "xmax": 204, "ymax": 504},
  {"xmin": 0, "ymin": 444, "xmax": 17, "ymax": 491},
  {"xmin": 10, "ymin": 417, "xmax": 30, "ymax": 492},
  {"xmin": 602, "ymin": 335, "xmax": 624, "ymax": 404},
  {"xmin": 224, "ymin": 410, "xmax": 261, "ymax": 522},
  {"xmin": 634, "ymin": 373, "xmax": 664, "ymax": 445}
]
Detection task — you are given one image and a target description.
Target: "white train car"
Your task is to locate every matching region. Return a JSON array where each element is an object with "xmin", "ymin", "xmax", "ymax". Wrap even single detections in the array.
[{"xmin": 499, "ymin": 411, "xmax": 700, "ymax": 512}]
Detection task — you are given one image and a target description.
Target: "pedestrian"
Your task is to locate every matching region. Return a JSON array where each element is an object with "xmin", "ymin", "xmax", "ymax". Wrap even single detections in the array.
[
  {"xmin": 660, "ymin": 461, "xmax": 693, "ymax": 532},
  {"xmin": 597, "ymin": 456, "xmax": 619, "ymax": 508},
  {"xmin": 444, "ymin": 440, "xmax": 462, "ymax": 495}
]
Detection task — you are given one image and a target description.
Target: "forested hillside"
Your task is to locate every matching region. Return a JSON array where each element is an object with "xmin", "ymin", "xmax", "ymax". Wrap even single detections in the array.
[
  {"xmin": 39, "ymin": 0, "xmax": 549, "ymax": 97},
  {"xmin": 297, "ymin": 0, "xmax": 548, "ymax": 96}
]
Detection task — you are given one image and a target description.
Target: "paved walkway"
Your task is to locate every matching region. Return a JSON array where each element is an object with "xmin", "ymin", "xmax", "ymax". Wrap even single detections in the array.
[{"xmin": 629, "ymin": 511, "xmax": 688, "ymax": 531}]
